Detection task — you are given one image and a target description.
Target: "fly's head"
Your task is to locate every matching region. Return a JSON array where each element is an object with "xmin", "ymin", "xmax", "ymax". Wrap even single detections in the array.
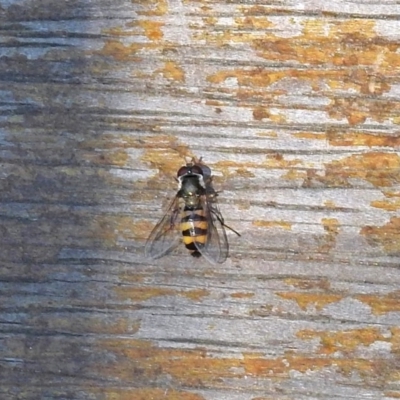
[{"xmin": 178, "ymin": 176, "xmax": 205, "ymax": 208}]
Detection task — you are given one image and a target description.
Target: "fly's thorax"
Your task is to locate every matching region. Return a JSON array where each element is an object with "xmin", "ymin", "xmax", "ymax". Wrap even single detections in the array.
[{"xmin": 178, "ymin": 175, "xmax": 205, "ymax": 208}]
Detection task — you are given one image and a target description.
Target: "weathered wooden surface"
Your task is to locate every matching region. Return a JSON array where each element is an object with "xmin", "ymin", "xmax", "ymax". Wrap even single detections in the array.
[{"xmin": 1, "ymin": 0, "xmax": 400, "ymax": 399}]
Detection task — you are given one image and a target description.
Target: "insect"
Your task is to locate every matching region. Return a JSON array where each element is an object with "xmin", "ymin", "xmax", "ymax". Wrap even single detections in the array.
[{"xmin": 145, "ymin": 158, "xmax": 240, "ymax": 264}]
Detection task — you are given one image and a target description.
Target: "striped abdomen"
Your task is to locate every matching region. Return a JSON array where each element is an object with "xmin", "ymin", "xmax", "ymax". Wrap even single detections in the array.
[{"xmin": 180, "ymin": 207, "xmax": 208, "ymax": 257}]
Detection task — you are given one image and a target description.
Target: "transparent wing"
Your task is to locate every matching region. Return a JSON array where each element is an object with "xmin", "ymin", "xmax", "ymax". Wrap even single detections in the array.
[
  {"xmin": 194, "ymin": 196, "xmax": 229, "ymax": 264},
  {"xmin": 144, "ymin": 196, "xmax": 182, "ymax": 260}
]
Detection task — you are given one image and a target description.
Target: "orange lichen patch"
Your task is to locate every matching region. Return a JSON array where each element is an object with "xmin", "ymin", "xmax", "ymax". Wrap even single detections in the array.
[
  {"xmin": 327, "ymin": 131, "xmax": 400, "ymax": 147},
  {"xmin": 243, "ymin": 352, "xmax": 334, "ymax": 375},
  {"xmin": 253, "ymin": 107, "xmax": 271, "ymax": 121},
  {"xmin": 138, "ymin": 0, "xmax": 168, "ymax": 16},
  {"xmin": 115, "ymin": 287, "xmax": 175, "ymax": 302},
  {"xmin": 324, "ymin": 200, "xmax": 337, "ymax": 209},
  {"xmin": 234, "ymin": 15, "xmax": 273, "ymax": 30},
  {"xmin": 317, "ymin": 218, "xmax": 340, "ymax": 254},
  {"xmin": 252, "ymin": 107, "xmax": 285, "ymax": 123},
  {"xmin": 371, "ymin": 199, "xmax": 400, "ymax": 211},
  {"xmin": 282, "ymin": 169, "xmax": 307, "ymax": 181},
  {"xmin": 252, "ymin": 220, "xmax": 292, "ymax": 230},
  {"xmin": 81, "ymin": 150, "xmax": 129, "ymax": 167},
  {"xmin": 256, "ymin": 131, "xmax": 278, "ymax": 138},
  {"xmin": 236, "ymin": 199, "xmax": 251, "ymax": 210},
  {"xmin": 297, "ymin": 327, "xmax": 387, "ymax": 355},
  {"xmin": 249, "ymin": 305, "xmax": 274, "ymax": 317},
  {"xmin": 324, "ymin": 152, "xmax": 400, "ymax": 188},
  {"xmin": 361, "ymin": 217, "xmax": 400, "ymax": 255},
  {"xmin": 137, "ymin": 20, "xmax": 164, "ymax": 41},
  {"xmin": 207, "ymin": 69, "xmax": 287, "ymax": 88},
  {"xmin": 264, "ymin": 153, "xmax": 302, "ymax": 169},
  {"xmin": 141, "ymin": 135, "xmax": 191, "ymax": 177},
  {"xmin": 230, "ymin": 292, "xmax": 255, "ymax": 299},
  {"xmin": 382, "ymin": 190, "xmax": 400, "ymax": 198},
  {"xmin": 356, "ymin": 292, "xmax": 400, "ymax": 315},
  {"xmin": 276, "ymin": 292, "xmax": 343, "ymax": 311},
  {"xmin": 118, "ymin": 273, "xmax": 144, "ymax": 283},
  {"xmin": 251, "ymin": 18, "xmax": 399, "ymax": 69},
  {"xmin": 205, "ymin": 99, "xmax": 224, "ymax": 107},
  {"xmin": 384, "ymin": 392, "xmax": 400, "ymax": 399},
  {"xmin": 390, "ymin": 327, "xmax": 400, "ymax": 352},
  {"xmin": 97, "ymin": 339, "xmax": 243, "ymax": 384},
  {"xmin": 100, "ymin": 40, "xmax": 145, "ymax": 61},
  {"xmin": 97, "ymin": 388, "xmax": 205, "ymax": 400},
  {"xmin": 292, "ymin": 132, "xmax": 327, "ymax": 140},
  {"xmin": 180, "ymin": 288, "xmax": 210, "ymax": 302},
  {"xmin": 91, "ymin": 216, "xmax": 152, "ymax": 245},
  {"xmin": 156, "ymin": 61, "xmax": 185, "ymax": 82},
  {"xmin": 234, "ymin": 168, "xmax": 255, "ymax": 178},
  {"xmin": 284, "ymin": 278, "xmax": 331, "ymax": 291},
  {"xmin": 328, "ymin": 98, "xmax": 368, "ymax": 125},
  {"xmin": 251, "ymin": 398, "xmax": 277, "ymax": 400},
  {"xmin": 213, "ymin": 154, "xmax": 305, "ymax": 179},
  {"xmin": 373, "ymin": 191, "xmax": 400, "ymax": 211},
  {"xmin": 96, "ymin": 338, "xmax": 392, "ymax": 387},
  {"xmin": 244, "ymin": 351, "xmax": 386, "ymax": 379},
  {"xmin": 115, "ymin": 286, "xmax": 210, "ymax": 303},
  {"xmin": 31, "ymin": 315, "xmax": 140, "ymax": 335},
  {"xmin": 322, "ymin": 218, "xmax": 339, "ymax": 233}
]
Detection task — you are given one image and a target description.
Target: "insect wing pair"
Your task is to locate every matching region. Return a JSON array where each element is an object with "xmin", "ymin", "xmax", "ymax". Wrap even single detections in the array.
[{"xmin": 145, "ymin": 162, "xmax": 230, "ymax": 264}]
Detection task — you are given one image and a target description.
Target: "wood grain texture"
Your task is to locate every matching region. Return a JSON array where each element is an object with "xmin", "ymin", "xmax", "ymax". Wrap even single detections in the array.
[{"xmin": 1, "ymin": 0, "xmax": 400, "ymax": 399}]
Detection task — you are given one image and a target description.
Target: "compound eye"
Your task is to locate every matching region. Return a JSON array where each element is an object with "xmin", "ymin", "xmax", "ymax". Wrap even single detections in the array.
[
  {"xmin": 191, "ymin": 165, "xmax": 203, "ymax": 175},
  {"xmin": 177, "ymin": 166, "xmax": 189, "ymax": 177}
]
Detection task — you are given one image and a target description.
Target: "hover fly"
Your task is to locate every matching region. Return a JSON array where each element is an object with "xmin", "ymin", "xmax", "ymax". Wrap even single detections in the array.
[{"xmin": 145, "ymin": 158, "xmax": 240, "ymax": 264}]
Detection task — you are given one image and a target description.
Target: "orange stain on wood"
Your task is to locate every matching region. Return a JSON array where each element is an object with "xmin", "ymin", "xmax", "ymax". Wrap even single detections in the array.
[
  {"xmin": 297, "ymin": 327, "xmax": 387, "ymax": 355},
  {"xmin": 361, "ymin": 217, "xmax": 400, "ymax": 255},
  {"xmin": 252, "ymin": 220, "xmax": 292, "ymax": 230},
  {"xmin": 276, "ymin": 292, "xmax": 343, "ymax": 311}
]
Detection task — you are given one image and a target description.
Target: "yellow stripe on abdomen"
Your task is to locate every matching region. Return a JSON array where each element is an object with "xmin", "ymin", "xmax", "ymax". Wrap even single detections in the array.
[{"xmin": 181, "ymin": 210, "xmax": 208, "ymax": 248}]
